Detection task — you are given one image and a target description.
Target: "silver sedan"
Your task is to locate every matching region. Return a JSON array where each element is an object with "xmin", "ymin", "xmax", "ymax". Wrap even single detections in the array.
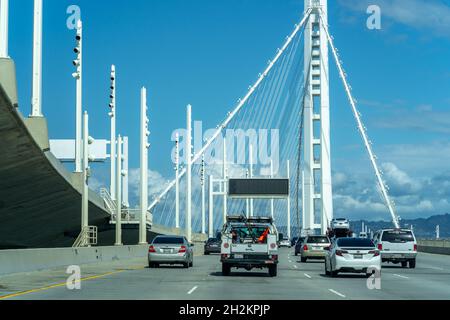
[{"xmin": 148, "ymin": 236, "xmax": 194, "ymax": 268}]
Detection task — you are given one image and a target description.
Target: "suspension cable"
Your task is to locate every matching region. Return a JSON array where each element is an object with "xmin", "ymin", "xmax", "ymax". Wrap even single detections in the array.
[
  {"xmin": 319, "ymin": 11, "xmax": 400, "ymax": 228},
  {"xmin": 148, "ymin": 9, "xmax": 313, "ymax": 212}
]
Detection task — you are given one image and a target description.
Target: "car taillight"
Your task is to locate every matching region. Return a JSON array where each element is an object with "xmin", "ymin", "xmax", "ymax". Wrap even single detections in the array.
[
  {"xmin": 369, "ymin": 250, "xmax": 380, "ymax": 257},
  {"xmin": 414, "ymin": 244, "xmax": 418, "ymax": 252},
  {"xmin": 377, "ymin": 243, "xmax": 383, "ymax": 251},
  {"xmin": 221, "ymin": 254, "xmax": 229, "ymax": 259},
  {"xmin": 336, "ymin": 250, "xmax": 348, "ymax": 257},
  {"xmin": 149, "ymin": 245, "xmax": 156, "ymax": 253},
  {"xmin": 223, "ymin": 243, "xmax": 229, "ymax": 249},
  {"xmin": 303, "ymin": 244, "xmax": 308, "ymax": 251},
  {"xmin": 270, "ymin": 243, "xmax": 277, "ymax": 249},
  {"xmin": 271, "ymin": 254, "xmax": 278, "ymax": 261},
  {"xmin": 179, "ymin": 246, "xmax": 187, "ymax": 253}
]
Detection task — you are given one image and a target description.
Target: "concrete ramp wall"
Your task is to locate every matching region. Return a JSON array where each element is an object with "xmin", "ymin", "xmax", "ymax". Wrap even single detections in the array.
[{"xmin": 0, "ymin": 245, "xmax": 149, "ymax": 276}]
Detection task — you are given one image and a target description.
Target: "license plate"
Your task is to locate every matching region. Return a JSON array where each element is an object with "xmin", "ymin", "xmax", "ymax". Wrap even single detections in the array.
[
  {"xmin": 313, "ymin": 246, "xmax": 321, "ymax": 250},
  {"xmin": 354, "ymin": 254, "xmax": 363, "ymax": 259},
  {"xmin": 163, "ymin": 249, "xmax": 172, "ymax": 253},
  {"xmin": 234, "ymin": 254, "xmax": 244, "ymax": 259}
]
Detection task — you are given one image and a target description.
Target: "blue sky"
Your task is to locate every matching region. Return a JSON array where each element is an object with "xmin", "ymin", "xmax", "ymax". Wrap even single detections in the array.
[{"xmin": 8, "ymin": 0, "xmax": 450, "ymax": 220}]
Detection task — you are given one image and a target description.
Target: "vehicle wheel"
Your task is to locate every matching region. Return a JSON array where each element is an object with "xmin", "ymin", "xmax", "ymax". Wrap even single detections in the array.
[
  {"xmin": 401, "ymin": 261, "xmax": 408, "ymax": 268},
  {"xmin": 154, "ymin": 263, "xmax": 159, "ymax": 268},
  {"xmin": 409, "ymin": 259, "xmax": 416, "ymax": 269},
  {"xmin": 190, "ymin": 260, "xmax": 194, "ymax": 268},
  {"xmin": 148, "ymin": 262, "xmax": 154, "ymax": 268},
  {"xmin": 295, "ymin": 252, "xmax": 298, "ymax": 256},
  {"xmin": 330, "ymin": 270, "xmax": 338, "ymax": 278},
  {"xmin": 301, "ymin": 257, "xmax": 307, "ymax": 263},
  {"xmin": 269, "ymin": 265, "xmax": 278, "ymax": 277},
  {"xmin": 183, "ymin": 262, "xmax": 189, "ymax": 269},
  {"xmin": 222, "ymin": 263, "xmax": 231, "ymax": 276},
  {"xmin": 204, "ymin": 252, "xmax": 209, "ymax": 255}
]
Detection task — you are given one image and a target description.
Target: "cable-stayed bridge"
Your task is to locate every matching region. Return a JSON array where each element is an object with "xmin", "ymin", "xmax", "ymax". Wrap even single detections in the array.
[{"xmin": 0, "ymin": 0, "xmax": 449, "ymax": 301}]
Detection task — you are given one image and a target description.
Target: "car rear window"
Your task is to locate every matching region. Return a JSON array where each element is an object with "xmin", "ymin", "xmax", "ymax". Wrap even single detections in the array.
[
  {"xmin": 207, "ymin": 238, "xmax": 219, "ymax": 243},
  {"xmin": 338, "ymin": 238, "xmax": 374, "ymax": 248},
  {"xmin": 307, "ymin": 236, "xmax": 329, "ymax": 244},
  {"xmin": 382, "ymin": 230, "xmax": 414, "ymax": 242},
  {"xmin": 153, "ymin": 237, "xmax": 184, "ymax": 244}
]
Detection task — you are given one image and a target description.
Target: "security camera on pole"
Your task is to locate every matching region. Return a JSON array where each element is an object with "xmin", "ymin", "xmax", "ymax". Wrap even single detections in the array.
[
  {"xmin": 139, "ymin": 87, "xmax": 150, "ymax": 245},
  {"xmin": 31, "ymin": 0, "xmax": 43, "ymax": 117},
  {"xmin": 186, "ymin": 105, "xmax": 193, "ymax": 242},
  {"xmin": 115, "ymin": 135, "xmax": 123, "ymax": 246},
  {"xmin": 72, "ymin": 20, "xmax": 83, "ymax": 173},
  {"xmin": 109, "ymin": 65, "xmax": 116, "ymax": 200}
]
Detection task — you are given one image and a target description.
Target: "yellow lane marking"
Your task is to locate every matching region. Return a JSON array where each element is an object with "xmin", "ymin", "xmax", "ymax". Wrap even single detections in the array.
[{"xmin": 0, "ymin": 266, "xmax": 145, "ymax": 300}]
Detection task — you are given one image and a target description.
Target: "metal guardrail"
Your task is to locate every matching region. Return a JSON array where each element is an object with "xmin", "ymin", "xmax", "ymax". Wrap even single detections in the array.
[
  {"xmin": 101, "ymin": 188, "xmax": 153, "ymax": 226},
  {"xmin": 72, "ymin": 226, "xmax": 98, "ymax": 248}
]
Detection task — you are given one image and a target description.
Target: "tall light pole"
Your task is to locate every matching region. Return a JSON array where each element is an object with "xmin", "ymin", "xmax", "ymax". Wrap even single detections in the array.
[
  {"xmin": 72, "ymin": 20, "xmax": 83, "ymax": 173},
  {"xmin": 115, "ymin": 135, "xmax": 123, "ymax": 246},
  {"xmin": 287, "ymin": 160, "xmax": 291, "ymax": 239},
  {"xmin": 122, "ymin": 136, "xmax": 129, "ymax": 208},
  {"xmin": 175, "ymin": 133, "xmax": 180, "ymax": 229},
  {"xmin": 109, "ymin": 65, "xmax": 116, "ymax": 200},
  {"xmin": 139, "ymin": 87, "xmax": 149, "ymax": 245},
  {"xmin": 0, "ymin": 0, "xmax": 9, "ymax": 58},
  {"xmin": 245, "ymin": 169, "xmax": 250, "ymax": 218},
  {"xmin": 186, "ymin": 105, "xmax": 192, "ymax": 242},
  {"xmin": 31, "ymin": 0, "xmax": 43, "ymax": 117},
  {"xmin": 270, "ymin": 159, "xmax": 274, "ymax": 219},
  {"xmin": 81, "ymin": 111, "xmax": 89, "ymax": 230},
  {"xmin": 436, "ymin": 225, "xmax": 440, "ymax": 240},
  {"xmin": 223, "ymin": 137, "xmax": 228, "ymax": 223},
  {"xmin": 201, "ymin": 155, "xmax": 206, "ymax": 234},
  {"xmin": 209, "ymin": 175, "xmax": 214, "ymax": 238},
  {"xmin": 249, "ymin": 144, "xmax": 254, "ymax": 217}
]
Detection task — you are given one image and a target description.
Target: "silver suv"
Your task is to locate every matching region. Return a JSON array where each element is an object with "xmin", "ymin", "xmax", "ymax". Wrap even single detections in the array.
[{"xmin": 373, "ymin": 229, "xmax": 417, "ymax": 268}]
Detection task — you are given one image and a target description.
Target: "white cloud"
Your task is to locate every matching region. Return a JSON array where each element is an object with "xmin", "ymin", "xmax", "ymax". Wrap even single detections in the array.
[{"xmin": 339, "ymin": 0, "xmax": 450, "ymax": 38}]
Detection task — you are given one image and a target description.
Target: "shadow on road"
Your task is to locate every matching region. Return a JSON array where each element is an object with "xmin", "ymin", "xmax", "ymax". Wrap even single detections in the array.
[{"xmin": 209, "ymin": 271, "xmax": 271, "ymax": 278}]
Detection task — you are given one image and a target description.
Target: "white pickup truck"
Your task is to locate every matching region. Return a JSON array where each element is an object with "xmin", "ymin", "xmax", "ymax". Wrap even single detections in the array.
[{"xmin": 220, "ymin": 216, "xmax": 279, "ymax": 277}]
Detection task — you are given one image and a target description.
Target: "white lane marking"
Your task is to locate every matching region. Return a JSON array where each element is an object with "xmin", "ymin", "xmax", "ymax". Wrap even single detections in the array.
[
  {"xmin": 187, "ymin": 286, "xmax": 198, "ymax": 295},
  {"xmin": 427, "ymin": 266, "xmax": 444, "ymax": 271},
  {"xmin": 293, "ymin": 265, "xmax": 298, "ymax": 269},
  {"xmin": 393, "ymin": 274, "xmax": 409, "ymax": 279},
  {"xmin": 304, "ymin": 273, "xmax": 311, "ymax": 279},
  {"xmin": 328, "ymin": 289, "xmax": 346, "ymax": 298}
]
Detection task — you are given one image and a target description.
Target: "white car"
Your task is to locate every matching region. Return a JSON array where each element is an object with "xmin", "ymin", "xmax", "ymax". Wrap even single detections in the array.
[
  {"xmin": 279, "ymin": 238, "xmax": 291, "ymax": 248},
  {"xmin": 330, "ymin": 218, "xmax": 350, "ymax": 230},
  {"xmin": 359, "ymin": 232, "xmax": 368, "ymax": 238},
  {"xmin": 325, "ymin": 237, "xmax": 381, "ymax": 277}
]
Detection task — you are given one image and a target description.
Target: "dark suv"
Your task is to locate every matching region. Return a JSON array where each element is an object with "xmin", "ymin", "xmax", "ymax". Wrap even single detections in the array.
[{"xmin": 204, "ymin": 237, "xmax": 222, "ymax": 255}]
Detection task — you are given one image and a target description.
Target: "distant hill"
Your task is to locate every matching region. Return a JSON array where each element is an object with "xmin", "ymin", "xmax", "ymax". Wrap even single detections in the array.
[
  {"xmin": 350, "ymin": 213, "xmax": 450, "ymax": 239},
  {"xmin": 280, "ymin": 214, "xmax": 450, "ymax": 239}
]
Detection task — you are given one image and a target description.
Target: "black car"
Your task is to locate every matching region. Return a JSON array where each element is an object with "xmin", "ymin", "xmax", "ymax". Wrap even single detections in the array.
[
  {"xmin": 204, "ymin": 237, "xmax": 221, "ymax": 255},
  {"xmin": 294, "ymin": 237, "xmax": 306, "ymax": 256}
]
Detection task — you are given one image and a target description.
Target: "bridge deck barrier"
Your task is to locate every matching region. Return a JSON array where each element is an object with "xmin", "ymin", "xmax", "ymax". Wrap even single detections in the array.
[{"xmin": 418, "ymin": 240, "xmax": 450, "ymax": 256}]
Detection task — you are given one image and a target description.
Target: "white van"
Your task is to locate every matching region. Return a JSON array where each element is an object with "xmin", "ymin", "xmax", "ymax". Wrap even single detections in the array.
[{"xmin": 373, "ymin": 229, "xmax": 417, "ymax": 268}]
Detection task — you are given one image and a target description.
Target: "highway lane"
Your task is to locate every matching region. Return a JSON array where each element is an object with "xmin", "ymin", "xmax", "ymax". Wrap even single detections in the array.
[{"xmin": 1, "ymin": 249, "xmax": 450, "ymax": 300}]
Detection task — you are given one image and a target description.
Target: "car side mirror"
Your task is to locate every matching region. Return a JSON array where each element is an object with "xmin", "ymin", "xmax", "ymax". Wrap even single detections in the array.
[
  {"xmin": 190, "ymin": 243, "xmax": 195, "ymax": 247},
  {"xmin": 325, "ymin": 246, "xmax": 331, "ymax": 251}
]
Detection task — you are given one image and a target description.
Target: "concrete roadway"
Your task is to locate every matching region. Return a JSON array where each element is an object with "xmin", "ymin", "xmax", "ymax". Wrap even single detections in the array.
[{"xmin": 0, "ymin": 249, "xmax": 449, "ymax": 300}]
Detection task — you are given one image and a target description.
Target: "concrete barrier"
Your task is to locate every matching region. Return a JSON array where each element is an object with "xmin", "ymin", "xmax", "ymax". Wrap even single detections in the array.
[
  {"xmin": 0, "ymin": 245, "xmax": 148, "ymax": 276},
  {"xmin": 418, "ymin": 240, "xmax": 450, "ymax": 256}
]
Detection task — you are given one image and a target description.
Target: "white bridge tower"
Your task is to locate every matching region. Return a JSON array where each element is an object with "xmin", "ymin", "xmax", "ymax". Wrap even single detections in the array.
[{"xmin": 303, "ymin": 0, "xmax": 333, "ymax": 234}]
